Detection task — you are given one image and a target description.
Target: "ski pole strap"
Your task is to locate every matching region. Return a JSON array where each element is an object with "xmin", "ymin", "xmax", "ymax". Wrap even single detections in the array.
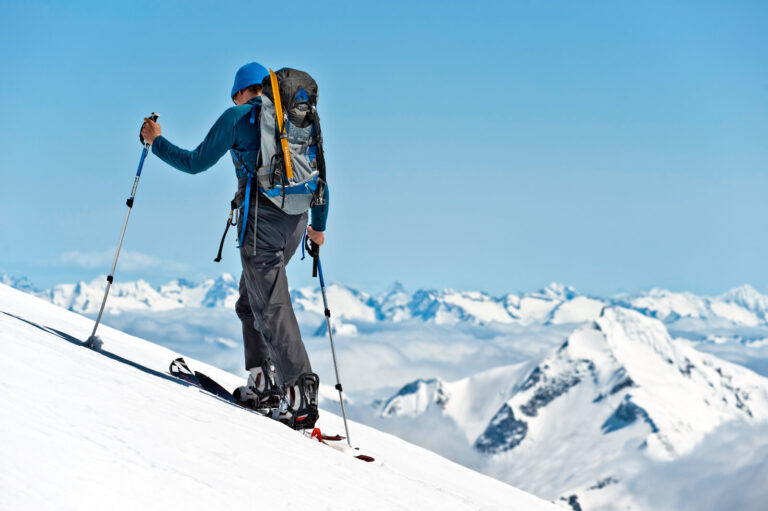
[
  {"xmin": 311, "ymin": 110, "xmax": 327, "ymax": 184},
  {"xmin": 214, "ymin": 209, "xmax": 235, "ymax": 262},
  {"xmin": 303, "ymin": 235, "xmax": 320, "ymax": 277},
  {"xmin": 238, "ymin": 171, "xmax": 254, "ymax": 248}
]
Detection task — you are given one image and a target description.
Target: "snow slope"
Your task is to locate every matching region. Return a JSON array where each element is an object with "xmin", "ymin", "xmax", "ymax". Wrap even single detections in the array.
[{"xmin": 0, "ymin": 283, "xmax": 557, "ymax": 511}]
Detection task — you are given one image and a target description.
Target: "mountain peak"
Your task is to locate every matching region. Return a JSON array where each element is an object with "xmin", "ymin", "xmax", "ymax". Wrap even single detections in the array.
[
  {"xmin": 723, "ymin": 283, "xmax": 760, "ymax": 298},
  {"xmin": 382, "ymin": 281, "xmax": 406, "ymax": 295},
  {"xmin": 219, "ymin": 273, "xmax": 236, "ymax": 283},
  {"xmin": 539, "ymin": 282, "xmax": 578, "ymax": 300},
  {"xmin": 1, "ymin": 273, "xmax": 40, "ymax": 293},
  {"xmin": 473, "ymin": 306, "xmax": 768, "ymax": 460},
  {"xmin": 378, "ymin": 378, "xmax": 449, "ymax": 417},
  {"xmin": 720, "ymin": 284, "xmax": 768, "ymax": 317}
]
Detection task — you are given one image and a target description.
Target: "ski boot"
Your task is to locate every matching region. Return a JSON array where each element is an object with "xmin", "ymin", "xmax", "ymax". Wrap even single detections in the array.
[
  {"xmin": 233, "ymin": 359, "xmax": 283, "ymax": 412},
  {"xmin": 274, "ymin": 373, "xmax": 320, "ymax": 430}
]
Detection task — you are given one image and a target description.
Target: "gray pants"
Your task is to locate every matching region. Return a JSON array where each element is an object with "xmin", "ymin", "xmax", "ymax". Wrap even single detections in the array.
[{"xmin": 234, "ymin": 199, "xmax": 311, "ymax": 387}]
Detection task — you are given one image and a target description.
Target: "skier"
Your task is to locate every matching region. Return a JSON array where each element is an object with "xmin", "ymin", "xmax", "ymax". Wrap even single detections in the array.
[{"xmin": 140, "ymin": 62, "xmax": 327, "ymax": 429}]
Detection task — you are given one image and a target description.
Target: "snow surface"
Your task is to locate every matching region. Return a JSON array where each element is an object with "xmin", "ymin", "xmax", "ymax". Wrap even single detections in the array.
[{"xmin": 0, "ymin": 283, "xmax": 557, "ymax": 511}]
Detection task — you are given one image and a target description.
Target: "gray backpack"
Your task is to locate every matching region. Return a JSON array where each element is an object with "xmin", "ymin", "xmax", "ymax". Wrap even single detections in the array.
[
  {"xmin": 257, "ymin": 67, "xmax": 327, "ymax": 214},
  {"xmin": 215, "ymin": 68, "xmax": 327, "ymax": 261}
]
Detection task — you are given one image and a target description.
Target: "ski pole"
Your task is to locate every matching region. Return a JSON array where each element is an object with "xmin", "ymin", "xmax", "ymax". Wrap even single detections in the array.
[
  {"xmin": 304, "ymin": 237, "xmax": 352, "ymax": 447},
  {"xmin": 85, "ymin": 113, "xmax": 159, "ymax": 350}
]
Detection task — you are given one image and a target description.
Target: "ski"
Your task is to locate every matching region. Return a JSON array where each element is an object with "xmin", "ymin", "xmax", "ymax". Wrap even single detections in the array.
[
  {"xmin": 168, "ymin": 358, "xmax": 374, "ymax": 462},
  {"xmin": 316, "ymin": 432, "xmax": 346, "ymax": 442},
  {"xmin": 169, "ymin": 357, "xmax": 240, "ymax": 405},
  {"xmin": 169, "ymin": 358, "xmax": 280, "ymax": 423},
  {"xmin": 307, "ymin": 428, "xmax": 375, "ymax": 462}
]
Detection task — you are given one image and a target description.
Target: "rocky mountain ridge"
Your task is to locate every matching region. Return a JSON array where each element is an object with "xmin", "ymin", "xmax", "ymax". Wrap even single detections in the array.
[{"xmin": 373, "ymin": 307, "xmax": 768, "ymax": 508}]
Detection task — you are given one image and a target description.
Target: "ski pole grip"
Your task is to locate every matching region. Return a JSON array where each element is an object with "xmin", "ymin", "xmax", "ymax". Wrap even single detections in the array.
[
  {"xmin": 304, "ymin": 236, "xmax": 320, "ymax": 278},
  {"xmin": 311, "ymin": 241, "xmax": 319, "ymax": 278},
  {"xmin": 139, "ymin": 112, "xmax": 160, "ymax": 146}
]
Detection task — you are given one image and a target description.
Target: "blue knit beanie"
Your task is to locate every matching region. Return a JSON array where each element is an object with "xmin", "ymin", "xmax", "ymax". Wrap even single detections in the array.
[{"xmin": 231, "ymin": 62, "xmax": 269, "ymax": 98}]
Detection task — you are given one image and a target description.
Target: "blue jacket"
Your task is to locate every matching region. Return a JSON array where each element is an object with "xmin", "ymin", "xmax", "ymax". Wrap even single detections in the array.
[{"xmin": 151, "ymin": 98, "xmax": 329, "ymax": 231}]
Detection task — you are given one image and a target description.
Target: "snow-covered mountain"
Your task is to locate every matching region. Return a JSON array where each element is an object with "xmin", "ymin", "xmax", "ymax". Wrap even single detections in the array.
[
  {"xmin": 478, "ymin": 307, "xmax": 767, "ymax": 458},
  {"xmin": 0, "ymin": 282, "xmax": 557, "ymax": 511},
  {"xmin": 614, "ymin": 284, "xmax": 768, "ymax": 326},
  {"xmin": 370, "ymin": 307, "xmax": 768, "ymax": 509},
  {"xmin": 6, "ymin": 273, "xmax": 768, "ymax": 329},
  {"xmin": 37, "ymin": 274, "xmax": 241, "ymax": 314}
]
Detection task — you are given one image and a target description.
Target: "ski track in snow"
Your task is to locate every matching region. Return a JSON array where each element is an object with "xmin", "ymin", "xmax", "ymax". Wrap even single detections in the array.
[{"xmin": 0, "ymin": 283, "xmax": 557, "ymax": 511}]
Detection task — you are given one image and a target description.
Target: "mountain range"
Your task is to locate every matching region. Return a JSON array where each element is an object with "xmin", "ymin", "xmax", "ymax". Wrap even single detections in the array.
[{"xmin": 4, "ymin": 273, "xmax": 768, "ymax": 331}]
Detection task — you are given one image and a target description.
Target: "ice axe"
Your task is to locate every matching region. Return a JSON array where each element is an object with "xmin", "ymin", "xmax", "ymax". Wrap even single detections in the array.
[{"xmin": 85, "ymin": 113, "xmax": 159, "ymax": 350}]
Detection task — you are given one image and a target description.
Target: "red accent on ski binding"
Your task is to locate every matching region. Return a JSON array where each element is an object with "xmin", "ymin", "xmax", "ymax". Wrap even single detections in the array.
[{"xmin": 311, "ymin": 428, "xmax": 323, "ymax": 442}]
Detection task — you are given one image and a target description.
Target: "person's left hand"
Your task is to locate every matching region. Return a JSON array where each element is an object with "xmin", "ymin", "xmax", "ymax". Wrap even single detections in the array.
[
  {"xmin": 140, "ymin": 118, "xmax": 162, "ymax": 145},
  {"xmin": 307, "ymin": 226, "xmax": 325, "ymax": 246}
]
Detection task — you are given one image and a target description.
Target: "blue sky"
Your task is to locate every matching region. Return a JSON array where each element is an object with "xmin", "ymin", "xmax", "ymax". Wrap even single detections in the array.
[{"xmin": 0, "ymin": 0, "xmax": 766, "ymax": 296}]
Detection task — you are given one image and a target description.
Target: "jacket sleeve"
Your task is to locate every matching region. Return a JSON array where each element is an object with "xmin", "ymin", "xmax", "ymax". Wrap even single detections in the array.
[
  {"xmin": 310, "ymin": 185, "xmax": 329, "ymax": 232},
  {"xmin": 151, "ymin": 109, "xmax": 238, "ymax": 174}
]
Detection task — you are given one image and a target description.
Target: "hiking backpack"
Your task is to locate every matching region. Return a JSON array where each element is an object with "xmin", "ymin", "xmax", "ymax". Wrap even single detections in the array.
[
  {"xmin": 217, "ymin": 68, "xmax": 327, "ymax": 260},
  {"xmin": 258, "ymin": 68, "xmax": 327, "ymax": 215}
]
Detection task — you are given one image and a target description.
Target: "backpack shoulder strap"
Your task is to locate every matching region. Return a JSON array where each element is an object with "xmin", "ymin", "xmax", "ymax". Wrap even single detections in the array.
[
  {"xmin": 312, "ymin": 107, "xmax": 327, "ymax": 185},
  {"xmin": 250, "ymin": 101, "xmax": 261, "ymax": 124}
]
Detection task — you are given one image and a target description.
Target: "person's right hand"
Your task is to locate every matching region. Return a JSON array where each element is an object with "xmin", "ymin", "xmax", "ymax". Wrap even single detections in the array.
[
  {"xmin": 140, "ymin": 118, "xmax": 162, "ymax": 145},
  {"xmin": 307, "ymin": 226, "xmax": 325, "ymax": 246}
]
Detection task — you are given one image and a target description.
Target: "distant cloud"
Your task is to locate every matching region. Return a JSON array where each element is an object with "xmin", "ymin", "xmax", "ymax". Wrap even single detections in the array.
[{"xmin": 56, "ymin": 249, "xmax": 192, "ymax": 272}]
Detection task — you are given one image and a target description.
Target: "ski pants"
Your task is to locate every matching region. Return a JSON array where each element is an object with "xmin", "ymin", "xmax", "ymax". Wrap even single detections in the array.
[{"xmin": 235, "ymin": 198, "xmax": 312, "ymax": 387}]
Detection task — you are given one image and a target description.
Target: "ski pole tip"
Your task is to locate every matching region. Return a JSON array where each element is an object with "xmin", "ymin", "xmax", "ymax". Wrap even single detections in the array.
[{"xmin": 85, "ymin": 335, "xmax": 103, "ymax": 350}]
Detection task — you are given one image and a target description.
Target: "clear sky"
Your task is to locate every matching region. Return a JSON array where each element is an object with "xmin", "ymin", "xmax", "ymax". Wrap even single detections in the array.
[{"xmin": 0, "ymin": 0, "xmax": 766, "ymax": 297}]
